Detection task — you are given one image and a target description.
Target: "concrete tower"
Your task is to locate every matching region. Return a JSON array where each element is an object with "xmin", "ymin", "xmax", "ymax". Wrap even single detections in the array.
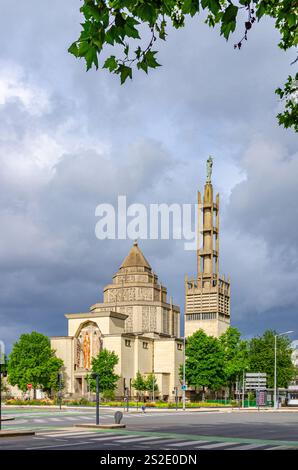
[{"xmin": 184, "ymin": 157, "xmax": 230, "ymax": 337}]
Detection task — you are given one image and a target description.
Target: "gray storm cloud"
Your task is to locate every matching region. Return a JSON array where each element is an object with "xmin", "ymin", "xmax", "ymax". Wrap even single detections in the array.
[{"xmin": 0, "ymin": 1, "xmax": 297, "ymax": 348}]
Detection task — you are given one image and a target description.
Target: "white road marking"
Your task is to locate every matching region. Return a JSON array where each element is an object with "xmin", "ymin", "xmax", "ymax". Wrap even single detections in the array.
[
  {"xmin": 168, "ymin": 440, "xmax": 207, "ymax": 447},
  {"xmin": 112, "ymin": 436, "xmax": 165, "ymax": 444},
  {"xmin": 231, "ymin": 443, "xmax": 267, "ymax": 450},
  {"xmin": 195, "ymin": 441, "xmax": 238, "ymax": 449},
  {"xmin": 26, "ymin": 441, "xmax": 92, "ymax": 450},
  {"xmin": 91, "ymin": 435, "xmax": 131, "ymax": 442},
  {"xmin": 265, "ymin": 446, "xmax": 295, "ymax": 450},
  {"xmin": 40, "ymin": 431, "xmax": 97, "ymax": 438}
]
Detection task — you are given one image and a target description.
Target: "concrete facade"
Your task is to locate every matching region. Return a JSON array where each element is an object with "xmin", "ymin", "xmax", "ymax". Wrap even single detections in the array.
[
  {"xmin": 51, "ymin": 242, "xmax": 183, "ymax": 400},
  {"xmin": 185, "ymin": 161, "xmax": 231, "ymax": 337}
]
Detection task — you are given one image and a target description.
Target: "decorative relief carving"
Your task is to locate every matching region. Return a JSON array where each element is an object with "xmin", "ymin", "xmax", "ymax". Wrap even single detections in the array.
[
  {"xmin": 162, "ymin": 309, "xmax": 170, "ymax": 334},
  {"xmin": 149, "ymin": 306, "xmax": 157, "ymax": 331},
  {"xmin": 124, "ymin": 307, "xmax": 133, "ymax": 332},
  {"xmin": 138, "ymin": 287, "xmax": 152, "ymax": 301},
  {"xmin": 142, "ymin": 306, "xmax": 150, "ymax": 332},
  {"xmin": 174, "ymin": 313, "xmax": 178, "ymax": 336},
  {"xmin": 154, "ymin": 289, "xmax": 160, "ymax": 301}
]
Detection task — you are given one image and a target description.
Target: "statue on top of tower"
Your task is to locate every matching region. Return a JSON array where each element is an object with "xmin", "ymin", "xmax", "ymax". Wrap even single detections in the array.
[{"xmin": 206, "ymin": 156, "xmax": 213, "ymax": 184}]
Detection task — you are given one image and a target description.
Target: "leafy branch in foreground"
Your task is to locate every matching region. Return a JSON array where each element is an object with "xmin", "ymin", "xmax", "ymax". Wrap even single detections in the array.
[{"xmin": 69, "ymin": 1, "xmax": 298, "ymax": 131}]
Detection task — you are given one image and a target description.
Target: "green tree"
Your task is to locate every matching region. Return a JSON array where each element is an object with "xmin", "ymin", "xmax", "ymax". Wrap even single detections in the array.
[
  {"xmin": 182, "ymin": 329, "xmax": 225, "ymax": 400},
  {"xmin": 219, "ymin": 327, "xmax": 249, "ymax": 396},
  {"xmin": 131, "ymin": 370, "xmax": 147, "ymax": 399},
  {"xmin": 145, "ymin": 373, "xmax": 158, "ymax": 399},
  {"xmin": 248, "ymin": 330, "xmax": 296, "ymax": 388},
  {"xmin": 88, "ymin": 348, "xmax": 120, "ymax": 394},
  {"xmin": 69, "ymin": 1, "xmax": 298, "ymax": 132},
  {"xmin": 7, "ymin": 331, "xmax": 63, "ymax": 398}
]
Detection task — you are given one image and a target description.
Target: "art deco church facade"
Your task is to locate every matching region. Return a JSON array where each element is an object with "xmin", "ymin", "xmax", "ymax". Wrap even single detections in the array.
[
  {"xmin": 51, "ymin": 241, "xmax": 183, "ymax": 400},
  {"xmin": 51, "ymin": 159, "xmax": 231, "ymax": 399}
]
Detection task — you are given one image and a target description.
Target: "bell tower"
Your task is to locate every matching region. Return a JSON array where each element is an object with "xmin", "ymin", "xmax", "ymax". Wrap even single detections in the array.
[{"xmin": 185, "ymin": 157, "xmax": 230, "ymax": 338}]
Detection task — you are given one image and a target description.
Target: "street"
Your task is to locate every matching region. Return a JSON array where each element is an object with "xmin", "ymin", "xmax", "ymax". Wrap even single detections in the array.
[{"xmin": 1, "ymin": 407, "xmax": 298, "ymax": 450}]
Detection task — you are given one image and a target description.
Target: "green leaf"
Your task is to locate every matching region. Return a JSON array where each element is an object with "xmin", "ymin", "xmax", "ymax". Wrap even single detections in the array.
[
  {"xmin": 287, "ymin": 14, "xmax": 296, "ymax": 28},
  {"xmin": 78, "ymin": 41, "xmax": 90, "ymax": 57},
  {"xmin": 103, "ymin": 55, "xmax": 118, "ymax": 72},
  {"xmin": 221, "ymin": 4, "xmax": 238, "ymax": 24},
  {"xmin": 68, "ymin": 42, "xmax": 79, "ymax": 57},
  {"xmin": 201, "ymin": 0, "xmax": 221, "ymax": 16},
  {"xmin": 136, "ymin": 4, "xmax": 158, "ymax": 25},
  {"xmin": 182, "ymin": 0, "xmax": 199, "ymax": 16},
  {"xmin": 137, "ymin": 59, "xmax": 148, "ymax": 74},
  {"xmin": 144, "ymin": 50, "xmax": 161, "ymax": 68},
  {"xmin": 221, "ymin": 4, "xmax": 238, "ymax": 39},
  {"xmin": 119, "ymin": 64, "xmax": 132, "ymax": 84},
  {"xmin": 85, "ymin": 46, "xmax": 99, "ymax": 71},
  {"xmin": 124, "ymin": 23, "xmax": 141, "ymax": 39}
]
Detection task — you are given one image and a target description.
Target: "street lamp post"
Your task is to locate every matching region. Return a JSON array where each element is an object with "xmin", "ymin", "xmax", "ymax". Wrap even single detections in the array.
[
  {"xmin": 91, "ymin": 373, "xmax": 100, "ymax": 425},
  {"xmin": 182, "ymin": 335, "xmax": 186, "ymax": 411},
  {"xmin": 274, "ymin": 330, "xmax": 294, "ymax": 409},
  {"xmin": 57, "ymin": 372, "xmax": 63, "ymax": 411},
  {"xmin": 152, "ymin": 373, "xmax": 154, "ymax": 403},
  {"xmin": 0, "ymin": 364, "xmax": 2, "ymax": 431}
]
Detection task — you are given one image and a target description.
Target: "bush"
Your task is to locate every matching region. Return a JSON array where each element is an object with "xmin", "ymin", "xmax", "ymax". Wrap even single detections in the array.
[
  {"xmin": 101, "ymin": 390, "xmax": 115, "ymax": 401},
  {"xmin": 5, "ymin": 399, "xmax": 54, "ymax": 406}
]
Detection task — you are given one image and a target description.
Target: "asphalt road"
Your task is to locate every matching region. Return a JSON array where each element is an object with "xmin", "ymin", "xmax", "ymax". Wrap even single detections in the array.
[{"xmin": 1, "ymin": 407, "xmax": 298, "ymax": 450}]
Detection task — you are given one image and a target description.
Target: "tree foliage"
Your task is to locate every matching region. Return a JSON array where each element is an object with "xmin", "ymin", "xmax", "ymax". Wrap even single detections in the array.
[
  {"xmin": 7, "ymin": 331, "xmax": 63, "ymax": 394},
  {"xmin": 248, "ymin": 330, "xmax": 296, "ymax": 388},
  {"xmin": 88, "ymin": 348, "xmax": 120, "ymax": 393},
  {"xmin": 219, "ymin": 326, "xmax": 249, "ymax": 391},
  {"xmin": 145, "ymin": 372, "xmax": 158, "ymax": 393},
  {"xmin": 183, "ymin": 329, "xmax": 226, "ymax": 393},
  {"xmin": 69, "ymin": 1, "xmax": 298, "ymax": 131},
  {"xmin": 131, "ymin": 370, "xmax": 147, "ymax": 395}
]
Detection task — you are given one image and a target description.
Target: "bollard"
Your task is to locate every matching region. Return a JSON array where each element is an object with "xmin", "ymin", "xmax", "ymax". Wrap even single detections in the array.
[{"xmin": 114, "ymin": 411, "xmax": 123, "ymax": 424}]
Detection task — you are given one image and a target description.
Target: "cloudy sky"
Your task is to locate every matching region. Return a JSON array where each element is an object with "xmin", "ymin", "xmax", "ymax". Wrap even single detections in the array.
[{"xmin": 0, "ymin": 1, "xmax": 297, "ymax": 350}]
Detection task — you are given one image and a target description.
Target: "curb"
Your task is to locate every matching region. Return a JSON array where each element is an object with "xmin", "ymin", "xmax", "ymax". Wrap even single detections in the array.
[
  {"xmin": 0, "ymin": 430, "xmax": 35, "ymax": 438},
  {"xmin": 75, "ymin": 424, "xmax": 126, "ymax": 429}
]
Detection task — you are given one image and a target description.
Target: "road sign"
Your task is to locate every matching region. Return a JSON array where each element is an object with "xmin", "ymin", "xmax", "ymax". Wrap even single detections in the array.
[
  {"xmin": 246, "ymin": 373, "xmax": 266, "ymax": 377},
  {"xmin": 245, "ymin": 372, "xmax": 267, "ymax": 391},
  {"xmin": 27, "ymin": 383, "xmax": 32, "ymax": 389},
  {"xmin": 256, "ymin": 391, "xmax": 266, "ymax": 406},
  {"xmin": 181, "ymin": 385, "xmax": 187, "ymax": 391}
]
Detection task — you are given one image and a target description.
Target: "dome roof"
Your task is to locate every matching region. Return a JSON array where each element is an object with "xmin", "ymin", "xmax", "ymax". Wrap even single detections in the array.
[{"xmin": 120, "ymin": 241, "xmax": 151, "ymax": 270}]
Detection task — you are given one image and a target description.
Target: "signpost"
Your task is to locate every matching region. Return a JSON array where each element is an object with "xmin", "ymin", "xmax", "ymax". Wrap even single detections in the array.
[
  {"xmin": 57, "ymin": 373, "xmax": 63, "ymax": 410},
  {"xmin": 244, "ymin": 373, "xmax": 267, "ymax": 408},
  {"xmin": 91, "ymin": 373, "xmax": 100, "ymax": 425},
  {"xmin": 0, "ymin": 341, "xmax": 7, "ymax": 431},
  {"xmin": 256, "ymin": 390, "xmax": 267, "ymax": 407},
  {"xmin": 174, "ymin": 387, "xmax": 178, "ymax": 411}
]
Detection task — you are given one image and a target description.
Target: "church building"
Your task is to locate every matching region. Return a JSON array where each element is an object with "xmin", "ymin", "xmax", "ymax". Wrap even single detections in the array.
[
  {"xmin": 51, "ymin": 241, "xmax": 183, "ymax": 400},
  {"xmin": 50, "ymin": 158, "xmax": 231, "ymax": 400}
]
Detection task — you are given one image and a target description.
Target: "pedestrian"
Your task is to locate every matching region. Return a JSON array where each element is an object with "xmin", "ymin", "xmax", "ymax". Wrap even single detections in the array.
[{"xmin": 141, "ymin": 405, "xmax": 146, "ymax": 413}]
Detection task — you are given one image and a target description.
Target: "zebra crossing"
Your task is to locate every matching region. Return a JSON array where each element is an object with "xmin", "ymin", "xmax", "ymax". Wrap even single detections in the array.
[
  {"xmin": 10, "ymin": 410, "xmax": 209, "ymax": 425},
  {"xmin": 33, "ymin": 429, "xmax": 297, "ymax": 450}
]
